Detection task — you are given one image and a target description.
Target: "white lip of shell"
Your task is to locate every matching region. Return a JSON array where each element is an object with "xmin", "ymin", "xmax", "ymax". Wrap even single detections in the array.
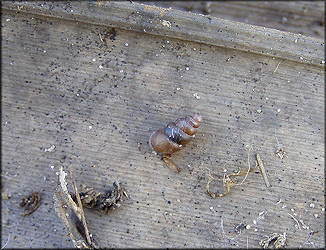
[{"xmin": 149, "ymin": 131, "xmax": 155, "ymax": 151}]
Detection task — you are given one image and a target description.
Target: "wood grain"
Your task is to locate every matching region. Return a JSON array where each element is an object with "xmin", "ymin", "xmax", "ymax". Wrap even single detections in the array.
[
  {"xmin": 1, "ymin": 1, "xmax": 324, "ymax": 248},
  {"xmin": 140, "ymin": 1, "xmax": 325, "ymax": 40}
]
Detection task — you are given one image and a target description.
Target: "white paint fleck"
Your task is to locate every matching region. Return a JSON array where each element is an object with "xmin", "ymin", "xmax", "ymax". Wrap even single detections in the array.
[
  {"xmin": 50, "ymin": 165, "xmax": 55, "ymax": 170},
  {"xmin": 193, "ymin": 93, "xmax": 201, "ymax": 99},
  {"xmin": 161, "ymin": 20, "xmax": 171, "ymax": 28},
  {"xmin": 120, "ymin": 69, "xmax": 124, "ymax": 73},
  {"xmin": 246, "ymin": 225, "xmax": 251, "ymax": 229},
  {"xmin": 88, "ymin": 125, "xmax": 92, "ymax": 129},
  {"xmin": 256, "ymin": 109, "xmax": 262, "ymax": 113},
  {"xmin": 310, "ymin": 203, "xmax": 315, "ymax": 208},
  {"xmin": 5, "ymin": 18, "xmax": 10, "ymax": 22},
  {"xmin": 313, "ymin": 214, "xmax": 319, "ymax": 218},
  {"xmin": 43, "ymin": 50, "xmax": 47, "ymax": 53},
  {"xmin": 125, "ymin": 43, "xmax": 129, "ymax": 47},
  {"xmin": 277, "ymin": 109, "xmax": 281, "ymax": 113},
  {"xmin": 44, "ymin": 145, "xmax": 56, "ymax": 152},
  {"xmin": 99, "ymin": 65, "xmax": 103, "ymax": 69},
  {"xmin": 185, "ymin": 67, "xmax": 189, "ymax": 71},
  {"xmin": 92, "ymin": 58, "xmax": 96, "ymax": 62},
  {"xmin": 176, "ymin": 87, "xmax": 180, "ymax": 91}
]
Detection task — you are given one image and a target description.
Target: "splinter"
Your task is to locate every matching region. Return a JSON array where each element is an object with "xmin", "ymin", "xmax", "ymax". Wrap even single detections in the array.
[{"xmin": 256, "ymin": 153, "xmax": 270, "ymax": 188}]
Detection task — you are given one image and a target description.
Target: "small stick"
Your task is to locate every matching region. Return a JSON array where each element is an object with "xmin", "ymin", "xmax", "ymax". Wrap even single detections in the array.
[
  {"xmin": 256, "ymin": 153, "xmax": 270, "ymax": 187},
  {"xmin": 99, "ymin": 33, "xmax": 104, "ymax": 43},
  {"xmin": 220, "ymin": 217, "xmax": 225, "ymax": 235},
  {"xmin": 273, "ymin": 61, "xmax": 281, "ymax": 73},
  {"xmin": 68, "ymin": 166, "xmax": 92, "ymax": 246}
]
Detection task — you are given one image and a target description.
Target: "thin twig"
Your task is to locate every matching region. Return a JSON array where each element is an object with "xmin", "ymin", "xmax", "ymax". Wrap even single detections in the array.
[
  {"xmin": 220, "ymin": 217, "xmax": 225, "ymax": 236},
  {"xmin": 256, "ymin": 153, "xmax": 270, "ymax": 187},
  {"xmin": 239, "ymin": 147, "xmax": 251, "ymax": 185},
  {"xmin": 273, "ymin": 61, "xmax": 281, "ymax": 73},
  {"xmin": 99, "ymin": 33, "xmax": 104, "ymax": 43},
  {"xmin": 301, "ymin": 231, "xmax": 317, "ymax": 248}
]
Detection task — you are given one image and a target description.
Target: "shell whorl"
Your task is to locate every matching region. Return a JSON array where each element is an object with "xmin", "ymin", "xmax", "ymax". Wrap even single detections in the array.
[{"xmin": 150, "ymin": 113, "xmax": 202, "ymax": 155}]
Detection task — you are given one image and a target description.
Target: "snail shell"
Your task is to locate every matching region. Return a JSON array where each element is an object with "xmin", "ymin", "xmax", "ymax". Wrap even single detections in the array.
[{"xmin": 149, "ymin": 113, "xmax": 202, "ymax": 155}]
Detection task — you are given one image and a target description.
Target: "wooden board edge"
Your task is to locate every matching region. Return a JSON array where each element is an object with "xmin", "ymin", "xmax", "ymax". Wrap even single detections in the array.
[{"xmin": 2, "ymin": 1, "xmax": 325, "ymax": 67}]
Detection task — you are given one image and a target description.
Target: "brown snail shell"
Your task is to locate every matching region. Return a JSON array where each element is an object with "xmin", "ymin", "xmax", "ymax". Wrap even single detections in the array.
[{"xmin": 149, "ymin": 113, "xmax": 202, "ymax": 155}]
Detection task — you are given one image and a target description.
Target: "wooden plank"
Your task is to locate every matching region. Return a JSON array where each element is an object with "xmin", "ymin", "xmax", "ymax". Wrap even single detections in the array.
[
  {"xmin": 2, "ymin": 1, "xmax": 324, "ymax": 66},
  {"xmin": 1, "ymin": 1, "xmax": 324, "ymax": 248},
  {"xmin": 140, "ymin": 1, "xmax": 325, "ymax": 39}
]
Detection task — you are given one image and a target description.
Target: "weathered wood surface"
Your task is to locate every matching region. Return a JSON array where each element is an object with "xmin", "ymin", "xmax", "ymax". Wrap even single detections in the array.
[
  {"xmin": 140, "ymin": 1, "xmax": 325, "ymax": 40},
  {"xmin": 1, "ymin": 1, "xmax": 324, "ymax": 248}
]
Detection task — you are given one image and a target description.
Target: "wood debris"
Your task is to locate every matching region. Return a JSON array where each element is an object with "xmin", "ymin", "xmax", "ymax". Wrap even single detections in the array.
[
  {"xmin": 20, "ymin": 192, "xmax": 41, "ymax": 216},
  {"xmin": 259, "ymin": 232, "xmax": 287, "ymax": 249},
  {"xmin": 256, "ymin": 153, "xmax": 271, "ymax": 188},
  {"xmin": 205, "ymin": 146, "xmax": 255, "ymax": 198},
  {"xmin": 206, "ymin": 166, "xmax": 255, "ymax": 198},
  {"xmin": 275, "ymin": 147, "xmax": 288, "ymax": 159},
  {"xmin": 53, "ymin": 166, "xmax": 99, "ymax": 249},
  {"xmin": 76, "ymin": 182, "xmax": 128, "ymax": 214}
]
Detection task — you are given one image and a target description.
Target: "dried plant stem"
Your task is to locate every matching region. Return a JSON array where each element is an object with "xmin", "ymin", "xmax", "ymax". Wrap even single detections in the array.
[
  {"xmin": 288, "ymin": 213, "xmax": 301, "ymax": 230},
  {"xmin": 256, "ymin": 153, "xmax": 270, "ymax": 187},
  {"xmin": 68, "ymin": 166, "xmax": 92, "ymax": 246},
  {"xmin": 238, "ymin": 146, "xmax": 252, "ymax": 185},
  {"xmin": 54, "ymin": 166, "xmax": 98, "ymax": 248}
]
